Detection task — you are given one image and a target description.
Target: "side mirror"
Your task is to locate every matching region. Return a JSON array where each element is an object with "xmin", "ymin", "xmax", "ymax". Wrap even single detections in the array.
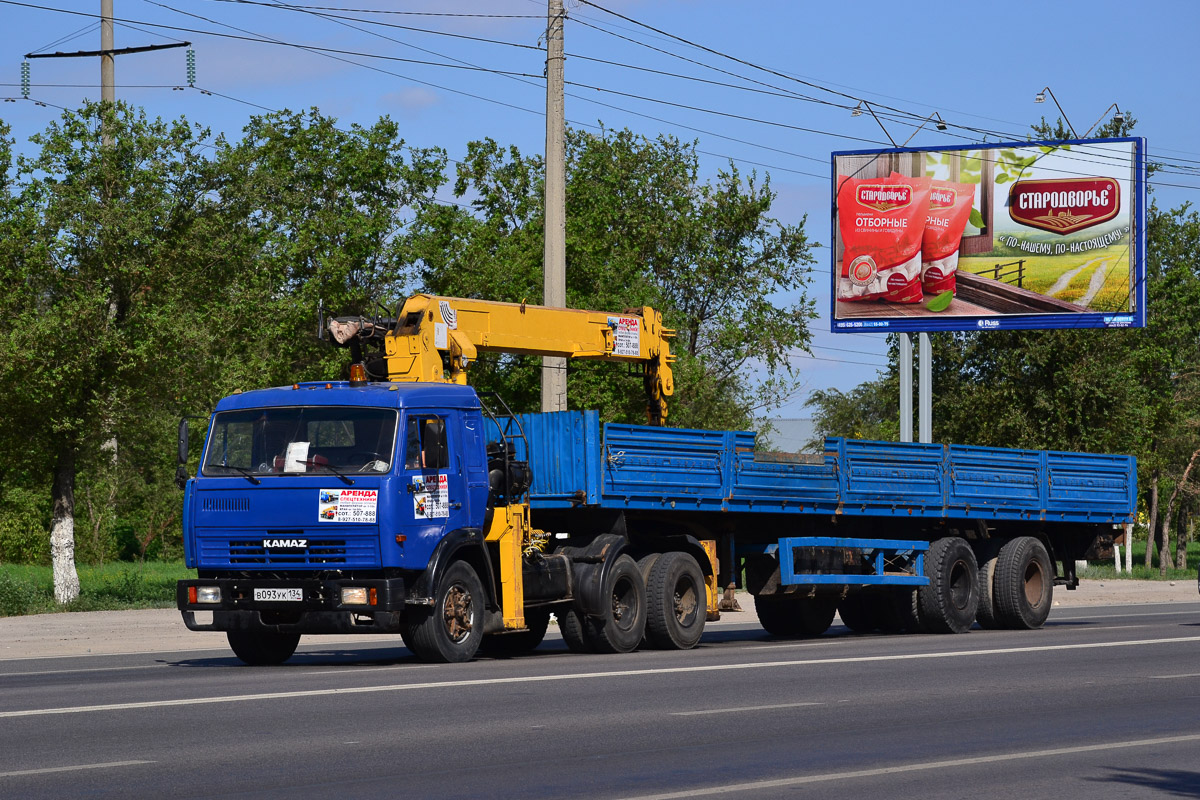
[
  {"xmin": 177, "ymin": 417, "xmax": 189, "ymax": 465},
  {"xmin": 175, "ymin": 418, "xmax": 190, "ymax": 490}
]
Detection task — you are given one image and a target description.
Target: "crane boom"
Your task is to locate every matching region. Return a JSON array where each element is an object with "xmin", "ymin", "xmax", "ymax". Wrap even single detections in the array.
[{"xmin": 328, "ymin": 294, "xmax": 675, "ymax": 424}]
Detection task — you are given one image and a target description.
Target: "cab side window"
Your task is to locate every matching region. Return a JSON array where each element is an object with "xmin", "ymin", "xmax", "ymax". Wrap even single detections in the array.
[{"xmin": 404, "ymin": 415, "xmax": 448, "ymax": 470}]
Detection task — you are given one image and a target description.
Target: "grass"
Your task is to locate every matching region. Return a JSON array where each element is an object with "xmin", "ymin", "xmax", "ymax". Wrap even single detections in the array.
[
  {"xmin": 1075, "ymin": 538, "xmax": 1198, "ymax": 583},
  {"xmin": 959, "ymin": 243, "xmax": 1131, "ymax": 312},
  {"xmin": 0, "ymin": 561, "xmax": 191, "ymax": 617}
]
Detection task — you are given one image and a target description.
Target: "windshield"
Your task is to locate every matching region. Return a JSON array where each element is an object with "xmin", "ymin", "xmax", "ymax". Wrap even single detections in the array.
[{"xmin": 202, "ymin": 406, "xmax": 397, "ymax": 477}]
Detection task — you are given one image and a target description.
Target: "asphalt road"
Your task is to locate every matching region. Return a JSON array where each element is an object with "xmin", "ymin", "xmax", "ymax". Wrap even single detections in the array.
[{"xmin": 3, "ymin": 602, "xmax": 1200, "ymax": 799}]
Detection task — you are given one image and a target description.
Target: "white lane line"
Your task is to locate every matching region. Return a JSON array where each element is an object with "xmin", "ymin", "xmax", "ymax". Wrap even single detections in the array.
[
  {"xmin": 673, "ymin": 702, "xmax": 822, "ymax": 716},
  {"xmin": 613, "ymin": 733, "xmax": 1200, "ymax": 799},
  {"xmin": 1149, "ymin": 673, "xmax": 1200, "ymax": 679},
  {"xmin": 1052, "ymin": 608, "xmax": 1200, "ymax": 620},
  {"xmin": 3, "ymin": 635, "xmax": 1199, "ymax": 719},
  {"xmin": 0, "ymin": 760, "xmax": 155, "ymax": 778},
  {"xmin": 0, "ymin": 664, "xmax": 164, "ymax": 678}
]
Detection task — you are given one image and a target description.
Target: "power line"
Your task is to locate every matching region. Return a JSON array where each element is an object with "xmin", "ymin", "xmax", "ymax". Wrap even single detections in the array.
[{"xmin": 208, "ymin": 1, "xmax": 542, "ymax": 19}]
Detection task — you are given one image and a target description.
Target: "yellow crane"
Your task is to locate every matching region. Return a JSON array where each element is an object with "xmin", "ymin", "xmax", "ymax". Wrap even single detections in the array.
[{"xmin": 328, "ymin": 294, "xmax": 676, "ymax": 424}]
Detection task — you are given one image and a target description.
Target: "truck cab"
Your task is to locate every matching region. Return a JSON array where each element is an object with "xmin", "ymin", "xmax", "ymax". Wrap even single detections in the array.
[{"xmin": 177, "ymin": 380, "xmax": 496, "ymax": 663}]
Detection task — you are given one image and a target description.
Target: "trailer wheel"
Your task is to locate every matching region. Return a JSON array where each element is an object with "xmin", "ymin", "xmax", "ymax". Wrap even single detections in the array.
[
  {"xmin": 975, "ymin": 554, "xmax": 1002, "ymax": 629},
  {"xmin": 918, "ymin": 537, "xmax": 979, "ymax": 634},
  {"xmin": 837, "ymin": 594, "xmax": 877, "ymax": 633},
  {"xmin": 226, "ymin": 631, "xmax": 300, "ymax": 666},
  {"xmin": 755, "ymin": 595, "xmax": 837, "ymax": 637},
  {"xmin": 481, "ymin": 608, "xmax": 551, "ymax": 658},
  {"xmin": 644, "ymin": 552, "xmax": 706, "ymax": 650},
  {"xmin": 405, "ymin": 560, "xmax": 485, "ymax": 663},
  {"xmin": 994, "ymin": 536, "xmax": 1053, "ymax": 629}
]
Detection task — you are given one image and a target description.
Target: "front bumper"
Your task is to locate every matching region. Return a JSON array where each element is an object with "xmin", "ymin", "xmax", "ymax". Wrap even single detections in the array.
[{"xmin": 177, "ymin": 577, "xmax": 407, "ymax": 634}]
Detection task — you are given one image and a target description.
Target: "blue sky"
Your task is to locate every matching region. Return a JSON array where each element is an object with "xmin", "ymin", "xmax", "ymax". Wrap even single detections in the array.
[{"xmin": 1, "ymin": 0, "xmax": 1196, "ymax": 420}]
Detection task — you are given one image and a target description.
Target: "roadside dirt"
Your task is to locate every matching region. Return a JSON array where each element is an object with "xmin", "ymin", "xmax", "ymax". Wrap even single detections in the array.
[{"xmin": 0, "ymin": 579, "xmax": 1195, "ymax": 661}]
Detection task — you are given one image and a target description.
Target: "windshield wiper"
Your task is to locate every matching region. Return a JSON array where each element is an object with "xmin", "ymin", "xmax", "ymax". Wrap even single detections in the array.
[
  {"xmin": 214, "ymin": 464, "xmax": 261, "ymax": 485},
  {"xmin": 308, "ymin": 460, "xmax": 355, "ymax": 486}
]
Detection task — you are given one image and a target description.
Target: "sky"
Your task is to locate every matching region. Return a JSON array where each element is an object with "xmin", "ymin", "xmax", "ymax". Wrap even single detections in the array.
[{"xmin": 1, "ymin": 0, "xmax": 1197, "ymax": 422}]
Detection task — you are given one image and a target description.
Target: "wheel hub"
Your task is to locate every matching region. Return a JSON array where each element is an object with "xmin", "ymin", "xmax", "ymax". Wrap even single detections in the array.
[{"xmin": 443, "ymin": 584, "xmax": 474, "ymax": 643}]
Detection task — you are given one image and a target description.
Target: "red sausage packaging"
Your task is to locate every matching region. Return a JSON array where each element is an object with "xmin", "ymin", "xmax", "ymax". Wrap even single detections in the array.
[
  {"xmin": 837, "ymin": 175, "xmax": 931, "ymax": 303},
  {"xmin": 920, "ymin": 180, "xmax": 976, "ymax": 295}
]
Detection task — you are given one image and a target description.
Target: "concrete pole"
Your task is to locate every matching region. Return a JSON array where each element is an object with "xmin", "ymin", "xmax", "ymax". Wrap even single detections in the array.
[
  {"xmin": 899, "ymin": 333, "xmax": 913, "ymax": 443},
  {"xmin": 541, "ymin": 0, "xmax": 567, "ymax": 413},
  {"xmin": 918, "ymin": 332, "xmax": 932, "ymax": 444},
  {"xmin": 101, "ymin": 0, "xmax": 115, "ymax": 146}
]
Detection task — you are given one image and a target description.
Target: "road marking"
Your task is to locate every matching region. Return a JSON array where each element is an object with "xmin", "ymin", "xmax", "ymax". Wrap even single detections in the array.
[
  {"xmin": 1149, "ymin": 673, "xmax": 1200, "ymax": 679},
  {"xmin": 0, "ymin": 760, "xmax": 154, "ymax": 778},
  {"xmin": 673, "ymin": 702, "xmax": 822, "ymax": 716},
  {"xmin": 613, "ymin": 733, "xmax": 1200, "ymax": 799},
  {"xmin": 0, "ymin": 664, "xmax": 164, "ymax": 678},
  {"xmin": 3, "ymin": 634, "xmax": 1199, "ymax": 719}
]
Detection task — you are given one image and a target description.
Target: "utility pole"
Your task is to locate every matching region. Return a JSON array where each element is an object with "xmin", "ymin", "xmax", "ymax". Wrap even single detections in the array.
[
  {"xmin": 24, "ymin": 0, "xmax": 190, "ymax": 146},
  {"xmin": 541, "ymin": 0, "xmax": 567, "ymax": 413},
  {"xmin": 101, "ymin": 0, "xmax": 114, "ymax": 145}
]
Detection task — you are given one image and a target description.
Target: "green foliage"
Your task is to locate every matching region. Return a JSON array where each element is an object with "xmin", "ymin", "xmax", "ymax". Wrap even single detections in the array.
[
  {"xmin": 0, "ymin": 484, "xmax": 50, "ymax": 564},
  {"xmin": 806, "ymin": 370, "xmax": 901, "ymax": 446},
  {"xmin": 0, "ymin": 561, "xmax": 187, "ymax": 616}
]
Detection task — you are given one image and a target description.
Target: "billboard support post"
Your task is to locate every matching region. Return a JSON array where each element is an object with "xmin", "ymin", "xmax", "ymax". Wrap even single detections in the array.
[
  {"xmin": 900, "ymin": 333, "xmax": 913, "ymax": 443},
  {"xmin": 918, "ymin": 332, "xmax": 932, "ymax": 444}
]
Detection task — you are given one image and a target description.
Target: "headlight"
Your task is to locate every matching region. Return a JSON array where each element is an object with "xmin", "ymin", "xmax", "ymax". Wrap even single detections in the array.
[
  {"xmin": 190, "ymin": 585, "xmax": 221, "ymax": 604},
  {"xmin": 341, "ymin": 586, "xmax": 371, "ymax": 605}
]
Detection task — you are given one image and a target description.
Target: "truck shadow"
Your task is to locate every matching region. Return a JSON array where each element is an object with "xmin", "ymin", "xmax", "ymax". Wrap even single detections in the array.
[{"xmin": 1089, "ymin": 767, "xmax": 1200, "ymax": 798}]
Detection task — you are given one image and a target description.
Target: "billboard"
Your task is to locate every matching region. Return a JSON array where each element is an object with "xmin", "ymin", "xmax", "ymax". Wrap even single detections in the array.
[{"xmin": 830, "ymin": 137, "xmax": 1146, "ymax": 333}]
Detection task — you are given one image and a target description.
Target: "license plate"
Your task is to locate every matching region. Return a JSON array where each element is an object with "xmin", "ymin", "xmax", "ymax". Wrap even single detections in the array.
[{"xmin": 254, "ymin": 587, "xmax": 302, "ymax": 602}]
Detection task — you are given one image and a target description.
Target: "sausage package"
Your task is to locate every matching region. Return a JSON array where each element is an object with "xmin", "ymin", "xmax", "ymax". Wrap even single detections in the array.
[
  {"xmin": 837, "ymin": 175, "xmax": 931, "ymax": 303},
  {"xmin": 920, "ymin": 180, "xmax": 977, "ymax": 295}
]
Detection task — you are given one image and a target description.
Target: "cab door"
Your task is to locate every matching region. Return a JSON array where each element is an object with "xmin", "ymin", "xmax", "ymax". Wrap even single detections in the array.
[{"xmin": 400, "ymin": 410, "xmax": 469, "ymax": 553}]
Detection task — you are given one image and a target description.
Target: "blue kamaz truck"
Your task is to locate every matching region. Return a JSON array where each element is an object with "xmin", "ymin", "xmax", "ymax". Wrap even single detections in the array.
[{"xmin": 175, "ymin": 296, "xmax": 1136, "ymax": 664}]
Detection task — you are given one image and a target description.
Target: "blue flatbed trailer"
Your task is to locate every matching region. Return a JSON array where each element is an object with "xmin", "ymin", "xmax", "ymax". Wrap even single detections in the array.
[
  {"xmin": 513, "ymin": 410, "xmax": 1133, "ymax": 634},
  {"xmin": 175, "ymin": 384, "xmax": 1136, "ymax": 664}
]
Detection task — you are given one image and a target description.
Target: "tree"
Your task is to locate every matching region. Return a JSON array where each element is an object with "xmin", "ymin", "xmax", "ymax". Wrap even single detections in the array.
[
  {"xmin": 209, "ymin": 109, "xmax": 447, "ymax": 389},
  {"xmin": 0, "ymin": 102, "xmax": 218, "ymax": 601},
  {"xmin": 408, "ymin": 127, "xmax": 816, "ymax": 429}
]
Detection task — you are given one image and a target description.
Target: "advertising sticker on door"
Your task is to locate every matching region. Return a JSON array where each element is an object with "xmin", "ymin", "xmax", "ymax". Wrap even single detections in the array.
[{"xmin": 412, "ymin": 474, "xmax": 449, "ymax": 519}]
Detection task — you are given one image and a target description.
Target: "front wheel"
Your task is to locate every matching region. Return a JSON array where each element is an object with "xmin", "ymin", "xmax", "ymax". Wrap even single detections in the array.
[
  {"xmin": 405, "ymin": 560, "xmax": 485, "ymax": 663},
  {"xmin": 226, "ymin": 631, "xmax": 300, "ymax": 666}
]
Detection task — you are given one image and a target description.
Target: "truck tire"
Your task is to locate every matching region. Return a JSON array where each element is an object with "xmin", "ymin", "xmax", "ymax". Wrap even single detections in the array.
[
  {"xmin": 755, "ymin": 594, "xmax": 837, "ymax": 638},
  {"xmin": 994, "ymin": 536, "xmax": 1053, "ymax": 629},
  {"xmin": 975, "ymin": 554, "xmax": 1002, "ymax": 629},
  {"xmin": 918, "ymin": 537, "xmax": 979, "ymax": 634},
  {"xmin": 879, "ymin": 588, "xmax": 919, "ymax": 633},
  {"xmin": 557, "ymin": 608, "xmax": 595, "ymax": 654},
  {"xmin": 480, "ymin": 607, "xmax": 551, "ymax": 657},
  {"xmin": 226, "ymin": 631, "xmax": 300, "ymax": 666},
  {"xmin": 644, "ymin": 552, "xmax": 706, "ymax": 650},
  {"xmin": 588, "ymin": 554, "xmax": 647, "ymax": 654},
  {"xmin": 405, "ymin": 560, "xmax": 485, "ymax": 663},
  {"xmin": 837, "ymin": 594, "xmax": 877, "ymax": 633}
]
